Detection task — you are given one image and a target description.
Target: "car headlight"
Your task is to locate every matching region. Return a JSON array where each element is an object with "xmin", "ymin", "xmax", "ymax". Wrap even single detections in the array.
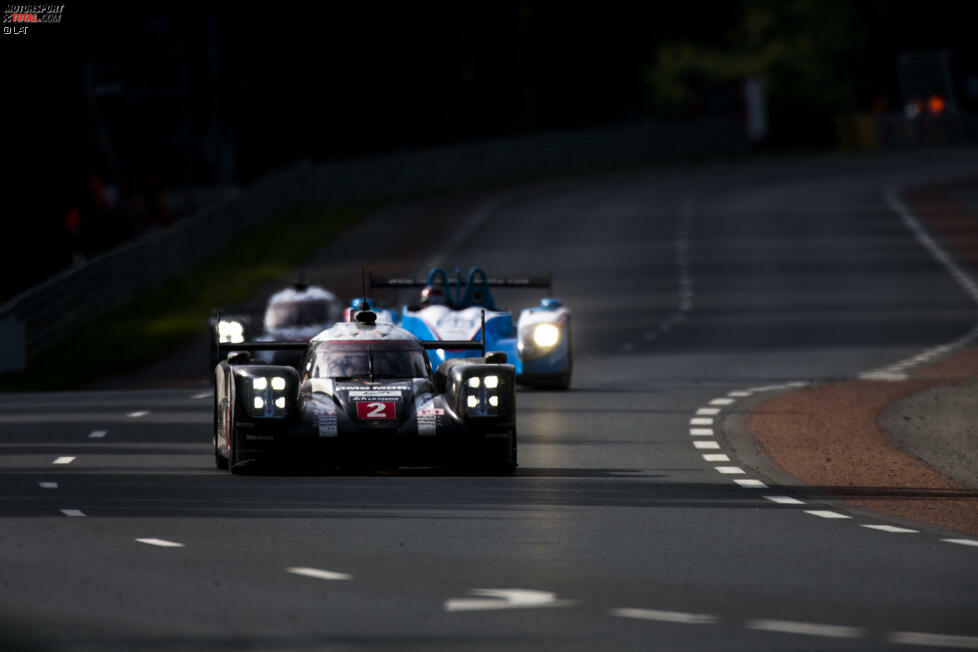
[
  {"xmin": 464, "ymin": 374, "xmax": 502, "ymax": 416},
  {"xmin": 218, "ymin": 320, "xmax": 245, "ymax": 344},
  {"xmin": 532, "ymin": 323, "xmax": 560, "ymax": 348},
  {"xmin": 249, "ymin": 375, "xmax": 290, "ymax": 417}
]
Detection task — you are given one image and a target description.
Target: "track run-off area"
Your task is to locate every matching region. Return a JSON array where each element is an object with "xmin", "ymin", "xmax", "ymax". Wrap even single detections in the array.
[{"xmin": 1, "ymin": 149, "xmax": 977, "ymax": 651}]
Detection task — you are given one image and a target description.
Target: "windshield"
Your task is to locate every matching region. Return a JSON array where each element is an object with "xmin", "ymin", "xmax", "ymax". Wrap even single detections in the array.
[
  {"xmin": 311, "ymin": 341, "xmax": 429, "ymax": 380},
  {"xmin": 265, "ymin": 300, "xmax": 331, "ymax": 329}
]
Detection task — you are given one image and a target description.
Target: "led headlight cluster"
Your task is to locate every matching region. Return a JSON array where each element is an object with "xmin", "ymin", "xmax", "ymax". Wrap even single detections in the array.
[
  {"xmin": 250, "ymin": 375, "xmax": 289, "ymax": 417},
  {"xmin": 218, "ymin": 320, "xmax": 245, "ymax": 344},
  {"xmin": 465, "ymin": 374, "xmax": 500, "ymax": 416}
]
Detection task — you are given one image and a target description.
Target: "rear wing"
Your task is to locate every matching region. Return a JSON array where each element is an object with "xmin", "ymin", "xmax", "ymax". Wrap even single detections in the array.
[
  {"xmin": 217, "ymin": 341, "xmax": 309, "ymax": 357},
  {"xmin": 369, "ymin": 273, "xmax": 551, "ymax": 292},
  {"xmin": 217, "ymin": 311, "xmax": 487, "ymax": 359}
]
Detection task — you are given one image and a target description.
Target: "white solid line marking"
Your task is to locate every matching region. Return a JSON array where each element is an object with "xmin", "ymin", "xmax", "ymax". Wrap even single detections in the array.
[
  {"xmin": 728, "ymin": 390, "xmax": 752, "ymax": 397},
  {"xmin": 287, "ymin": 566, "xmax": 352, "ymax": 581},
  {"xmin": 693, "ymin": 441, "xmax": 720, "ymax": 450},
  {"xmin": 942, "ymin": 538, "xmax": 978, "ymax": 548},
  {"xmin": 190, "ymin": 392, "xmax": 211, "ymax": 399},
  {"xmin": 696, "ymin": 407, "xmax": 720, "ymax": 416},
  {"xmin": 127, "ymin": 411, "xmax": 150, "ymax": 418},
  {"xmin": 689, "ymin": 428, "xmax": 714, "ymax": 436},
  {"xmin": 764, "ymin": 496, "xmax": 805, "ymax": 505},
  {"xmin": 60, "ymin": 509, "xmax": 85, "ymax": 517},
  {"xmin": 747, "ymin": 619, "xmax": 863, "ymax": 639},
  {"xmin": 805, "ymin": 510, "xmax": 851, "ymax": 519},
  {"xmin": 52, "ymin": 457, "xmax": 75, "ymax": 465},
  {"xmin": 861, "ymin": 524, "xmax": 918, "ymax": 534},
  {"xmin": 88, "ymin": 430, "xmax": 108, "ymax": 439},
  {"xmin": 612, "ymin": 608, "xmax": 716, "ymax": 624},
  {"xmin": 710, "ymin": 398, "xmax": 735, "ymax": 406},
  {"xmin": 715, "ymin": 466, "xmax": 745, "ymax": 475},
  {"xmin": 135, "ymin": 538, "xmax": 185, "ymax": 548},
  {"xmin": 860, "ymin": 372, "xmax": 909, "ymax": 382},
  {"xmin": 445, "ymin": 588, "xmax": 572, "ymax": 612},
  {"xmin": 702, "ymin": 454, "xmax": 729, "ymax": 462},
  {"xmin": 734, "ymin": 479, "xmax": 768, "ymax": 488},
  {"xmin": 890, "ymin": 631, "xmax": 978, "ymax": 648},
  {"xmin": 690, "ymin": 417, "xmax": 713, "ymax": 426},
  {"xmin": 38, "ymin": 482, "xmax": 58, "ymax": 489}
]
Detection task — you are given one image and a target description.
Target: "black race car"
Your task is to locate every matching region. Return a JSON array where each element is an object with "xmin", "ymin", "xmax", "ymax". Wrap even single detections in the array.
[
  {"xmin": 212, "ymin": 305, "xmax": 517, "ymax": 474},
  {"xmin": 209, "ymin": 279, "xmax": 343, "ymax": 370}
]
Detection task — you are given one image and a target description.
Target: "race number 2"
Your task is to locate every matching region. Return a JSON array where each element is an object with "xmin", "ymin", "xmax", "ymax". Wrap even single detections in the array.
[{"xmin": 357, "ymin": 401, "xmax": 395, "ymax": 419}]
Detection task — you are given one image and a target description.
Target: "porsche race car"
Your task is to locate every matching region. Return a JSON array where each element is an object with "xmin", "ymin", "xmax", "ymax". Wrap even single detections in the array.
[
  {"xmin": 366, "ymin": 267, "xmax": 572, "ymax": 389},
  {"xmin": 213, "ymin": 304, "xmax": 517, "ymax": 474}
]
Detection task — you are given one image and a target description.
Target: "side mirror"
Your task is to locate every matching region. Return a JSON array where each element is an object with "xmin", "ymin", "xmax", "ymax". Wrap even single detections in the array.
[
  {"xmin": 227, "ymin": 351, "xmax": 251, "ymax": 365},
  {"xmin": 485, "ymin": 351, "xmax": 507, "ymax": 364}
]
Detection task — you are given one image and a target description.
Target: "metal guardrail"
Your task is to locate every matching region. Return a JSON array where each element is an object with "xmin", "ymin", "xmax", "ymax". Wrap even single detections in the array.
[{"xmin": 0, "ymin": 120, "xmax": 744, "ymax": 373}]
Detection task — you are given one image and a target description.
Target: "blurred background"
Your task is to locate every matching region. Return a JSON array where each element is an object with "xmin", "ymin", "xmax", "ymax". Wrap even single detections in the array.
[{"xmin": 3, "ymin": 0, "xmax": 977, "ymax": 306}]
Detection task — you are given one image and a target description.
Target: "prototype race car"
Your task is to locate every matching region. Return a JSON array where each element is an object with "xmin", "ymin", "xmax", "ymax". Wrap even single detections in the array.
[
  {"xmin": 210, "ymin": 278, "xmax": 343, "ymax": 369},
  {"xmin": 366, "ymin": 267, "xmax": 572, "ymax": 389},
  {"xmin": 213, "ymin": 304, "xmax": 517, "ymax": 474}
]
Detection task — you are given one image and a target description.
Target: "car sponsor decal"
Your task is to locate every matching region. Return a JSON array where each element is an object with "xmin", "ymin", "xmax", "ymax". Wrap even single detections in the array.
[
  {"xmin": 347, "ymin": 389, "xmax": 405, "ymax": 399},
  {"xmin": 357, "ymin": 401, "xmax": 396, "ymax": 420},
  {"xmin": 313, "ymin": 405, "xmax": 337, "ymax": 437},
  {"xmin": 415, "ymin": 394, "xmax": 440, "ymax": 436}
]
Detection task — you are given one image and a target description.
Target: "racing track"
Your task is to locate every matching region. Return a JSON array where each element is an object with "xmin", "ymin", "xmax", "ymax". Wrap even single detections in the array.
[{"xmin": 1, "ymin": 149, "xmax": 977, "ymax": 651}]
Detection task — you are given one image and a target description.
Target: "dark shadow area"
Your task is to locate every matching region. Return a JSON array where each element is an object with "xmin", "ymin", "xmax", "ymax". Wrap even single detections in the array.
[{"xmin": 1, "ymin": 469, "xmax": 972, "ymax": 519}]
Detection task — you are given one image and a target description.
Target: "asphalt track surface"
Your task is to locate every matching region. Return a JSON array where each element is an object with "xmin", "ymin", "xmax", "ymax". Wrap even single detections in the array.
[{"xmin": 2, "ymin": 150, "xmax": 978, "ymax": 651}]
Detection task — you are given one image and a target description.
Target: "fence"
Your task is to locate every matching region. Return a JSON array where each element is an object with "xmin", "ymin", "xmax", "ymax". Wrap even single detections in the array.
[{"xmin": 0, "ymin": 120, "xmax": 745, "ymax": 373}]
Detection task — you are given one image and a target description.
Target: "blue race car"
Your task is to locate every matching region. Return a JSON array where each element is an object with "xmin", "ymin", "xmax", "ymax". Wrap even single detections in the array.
[{"xmin": 364, "ymin": 267, "xmax": 572, "ymax": 389}]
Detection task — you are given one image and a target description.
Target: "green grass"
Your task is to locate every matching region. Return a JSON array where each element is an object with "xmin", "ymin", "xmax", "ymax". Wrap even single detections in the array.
[{"xmin": 0, "ymin": 201, "xmax": 376, "ymax": 391}]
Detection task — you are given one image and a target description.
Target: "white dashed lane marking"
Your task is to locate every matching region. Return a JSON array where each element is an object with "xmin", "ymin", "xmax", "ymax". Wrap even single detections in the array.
[
  {"xmin": 733, "ymin": 479, "xmax": 768, "ymax": 488},
  {"xmin": 764, "ymin": 496, "xmax": 805, "ymax": 505},
  {"xmin": 612, "ymin": 608, "xmax": 716, "ymax": 624},
  {"xmin": 805, "ymin": 510, "xmax": 851, "ymax": 520},
  {"xmin": 88, "ymin": 430, "xmax": 108, "ymax": 439},
  {"xmin": 52, "ymin": 457, "xmax": 75, "ymax": 465},
  {"xmin": 135, "ymin": 538, "xmax": 185, "ymax": 548},
  {"xmin": 60, "ymin": 509, "xmax": 85, "ymax": 517},
  {"xmin": 862, "ymin": 525, "xmax": 918, "ymax": 534},
  {"xmin": 38, "ymin": 482, "xmax": 58, "ymax": 489},
  {"xmin": 715, "ymin": 466, "xmax": 745, "ymax": 475},
  {"xmin": 127, "ymin": 411, "xmax": 150, "ymax": 418},
  {"xmin": 445, "ymin": 588, "xmax": 573, "ymax": 612},
  {"xmin": 943, "ymin": 538, "xmax": 978, "ymax": 548},
  {"xmin": 890, "ymin": 631, "xmax": 978, "ymax": 649},
  {"xmin": 286, "ymin": 567, "xmax": 352, "ymax": 581},
  {"xmin": 746, "ymin": 619, "xmax": 864, "ymax": 639}
]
